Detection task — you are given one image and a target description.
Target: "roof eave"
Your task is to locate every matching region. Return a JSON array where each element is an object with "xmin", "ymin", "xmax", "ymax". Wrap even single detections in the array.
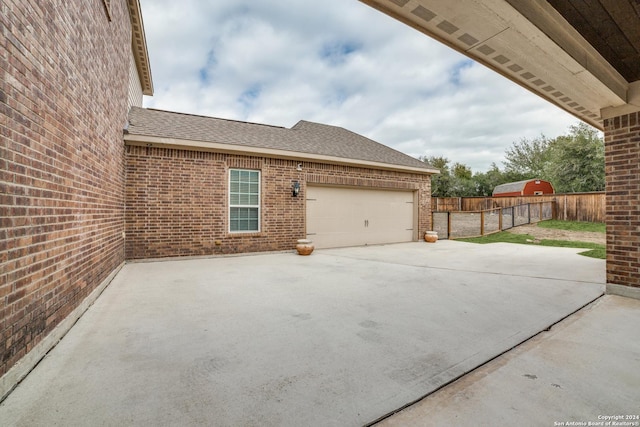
[
  {"xmin": 128, "ymin": 0, "xmax": 153, "ymax": 96},
  {"xmin": 123, "ymin": 134, "xmax": 439, "ymax": 175},
  {"xmin": 358, "ymin": 0, "xmax": 636, "ymax": 131}
]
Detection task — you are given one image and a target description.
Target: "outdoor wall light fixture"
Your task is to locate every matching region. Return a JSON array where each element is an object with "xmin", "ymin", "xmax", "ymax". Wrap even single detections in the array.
[
  {"xmin": 292, "ymin": 180, "xmax": 300, "ymax": 197},
  {"xmin": 296, "ymin": 163, "xmax": 303, "ymax": 171}
]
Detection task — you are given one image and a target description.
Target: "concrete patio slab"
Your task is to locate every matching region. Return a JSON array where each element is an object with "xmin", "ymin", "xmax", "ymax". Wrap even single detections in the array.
[
  {"xmin": 378, "ymin": 295, "xmax": 640, "ymax": 427},
  {"xmin": 0, "ymin": 241, "xmax": 605, "ymax": 426}
]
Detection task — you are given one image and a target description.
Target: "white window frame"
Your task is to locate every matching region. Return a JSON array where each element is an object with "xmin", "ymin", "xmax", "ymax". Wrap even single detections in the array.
[{"xmin": 229, "ymin": 169, "xmax": 261, "ymax": 233}]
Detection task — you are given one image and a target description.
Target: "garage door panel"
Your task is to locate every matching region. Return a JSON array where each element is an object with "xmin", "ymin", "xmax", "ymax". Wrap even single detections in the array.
[{"xmin": 307, "ymin": 186, "xmax": 414, "ymax": 249}]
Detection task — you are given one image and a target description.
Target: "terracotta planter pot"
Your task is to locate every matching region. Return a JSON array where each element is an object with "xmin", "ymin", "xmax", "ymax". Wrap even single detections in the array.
[
  {"xmin": 296, "ymin": 239, "xmax": 315, "ymax": 255},
  {"xmin": 424, "ymin": 231, "xmax": 438, "ymax": 243}
]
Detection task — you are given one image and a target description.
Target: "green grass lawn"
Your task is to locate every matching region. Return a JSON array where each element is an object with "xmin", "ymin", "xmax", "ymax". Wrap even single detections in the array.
[
  {"xmin": 537, "ymin": 219, "xmax": 605, "ymax": 233},
  {"xmin": 456, "ymin": 220, "xmax": 606, "ymax": 259}
]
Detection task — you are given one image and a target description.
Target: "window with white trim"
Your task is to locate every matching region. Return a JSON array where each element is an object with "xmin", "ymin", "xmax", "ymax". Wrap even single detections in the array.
[{"xmin": 229, "ymin": 169, "xmax": 260, "ymax": 232}]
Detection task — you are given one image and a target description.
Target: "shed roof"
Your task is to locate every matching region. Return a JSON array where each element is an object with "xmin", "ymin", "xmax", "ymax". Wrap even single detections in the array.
[
  {"xmin": 493, "ymin": 179, "xmax": 546, "ymax": 195},
  {"xmin": 125, "ymin": 107, "xmax": 437, "ymax": 174}
]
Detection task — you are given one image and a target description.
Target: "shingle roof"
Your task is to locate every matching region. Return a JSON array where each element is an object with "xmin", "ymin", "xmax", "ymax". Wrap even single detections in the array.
[
  {"xmin": 125, "ymin": 107, "xmax": 435, "ymax": 172},
  {"xmin": 493, "ymin": 179, "xmax": 537, "ymax": 195}
]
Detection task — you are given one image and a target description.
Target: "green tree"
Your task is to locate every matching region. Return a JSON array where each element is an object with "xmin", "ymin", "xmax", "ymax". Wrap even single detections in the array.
[
  {"xmin": 452, "ymin": 162, "xmax": 472, "ymax": 180},
  {"xmin": 473, "ymin": 163, "xmax": 508, "ymax": 196},
  {"xmin": 423, "ymin": 121, "xmax": 604, "ymax": 197},
  {"xmin": 547, "ymin": 123, "xmax": 604, "ymax": 193},
  {"xmin": 503, "ymin": 135, "xmax": 552, "ymax": 178},
  {"xmin": 451, "ymin": 162, "xmax": 476, "ymax": 196},
  {"xmin": 452, "ymin": 177, "xmax": 477, "ymax": 196},
  {"xmin": 421, "ymin": 157, "xmax": 478, "ymax": 197},
  {"xmin": 422, "ymin": 156, "xmax": 454, "ymax": 197}
]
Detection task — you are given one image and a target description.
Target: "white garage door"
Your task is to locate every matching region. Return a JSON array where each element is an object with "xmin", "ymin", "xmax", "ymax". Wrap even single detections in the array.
[{"xmin": 306, "ymin": 186, "xmax": 415, "ymax": 249}]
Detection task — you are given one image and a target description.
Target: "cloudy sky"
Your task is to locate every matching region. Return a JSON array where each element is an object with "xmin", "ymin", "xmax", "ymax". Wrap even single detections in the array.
[{"xmin": 139, "ymin": 0, "xmax": 581, "ymax": 172}]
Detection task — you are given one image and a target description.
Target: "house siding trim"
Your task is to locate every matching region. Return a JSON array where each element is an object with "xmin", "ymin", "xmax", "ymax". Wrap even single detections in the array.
[
  {"xmin": 127, "ymin": 51, "xmax": 143, "ymax": 109},
  {"xmin": 123, "ymin": 136, "xmax": 438, "ymax": 175}
]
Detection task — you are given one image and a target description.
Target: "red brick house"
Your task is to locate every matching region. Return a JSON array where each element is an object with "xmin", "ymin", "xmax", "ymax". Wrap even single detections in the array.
[
  {"xmin": 492, "ymin": 179, "xmax": 555, "ymax": 197},
  {"xmin": 1, "ymin": 0, "xmax": 435, "ymax": 398},
  {"xmin": 124, "ymin": 108, "xmax": 437, "ymax": 258},
  {"xmin": 4, "ymin": 0, "xmax": 640, "ymax": 405},
  {"xmin": 1, "ymin": 0, "xmax": 152, "ymax": 398}
]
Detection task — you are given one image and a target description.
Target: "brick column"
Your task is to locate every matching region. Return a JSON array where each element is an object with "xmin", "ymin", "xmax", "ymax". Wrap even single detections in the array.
[{"xmin": 604, "ymin": 111, "xmax": 640, "ymax": 299}]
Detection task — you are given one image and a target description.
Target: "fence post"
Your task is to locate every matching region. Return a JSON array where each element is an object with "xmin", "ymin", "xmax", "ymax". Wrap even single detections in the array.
[
  {"xmin": 528, "ymin": 204, "xmax": 531, "ymax": 224},
  {"xmin": 447, "ymin": 212, "xmax": 452, "ymax": 239},
  {"xmin": 511, "ymin": 207, "xmax": 515, "ymax": 228},
  {"xmin": 499, "ymin": 208, "xmax": 503, "ymax": 231},
  {"xmin": 538, "ymin": 202, "xmax": 541, "ymax": 221},
  {"xmin": 480, "ymin": 211, "xmax": 485, "ymax": 236}
]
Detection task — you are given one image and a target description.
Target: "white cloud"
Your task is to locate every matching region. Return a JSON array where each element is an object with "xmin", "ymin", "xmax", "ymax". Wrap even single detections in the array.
[{"xmin": 140, "ymin": 0, "xmax": 580, "ymax": 172}]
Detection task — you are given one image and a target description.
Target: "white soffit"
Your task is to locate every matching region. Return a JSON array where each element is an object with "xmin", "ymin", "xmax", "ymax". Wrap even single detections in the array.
[{"xmin": 360, "ymin": 0, "xmax": 632, "ymax": 130}]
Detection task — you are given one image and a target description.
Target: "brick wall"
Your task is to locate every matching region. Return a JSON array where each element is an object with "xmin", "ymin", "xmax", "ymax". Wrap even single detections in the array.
[
  {"xmin": 1, "ymin": 0, "xmax": 132, "ymax": 377},
  {"xmin": 604, "ymin": 111, "xmax": 640, "ymax": 289},
  {"xmin": 125, "ymin": 145, "xmax": 432, "ymax": 258}
]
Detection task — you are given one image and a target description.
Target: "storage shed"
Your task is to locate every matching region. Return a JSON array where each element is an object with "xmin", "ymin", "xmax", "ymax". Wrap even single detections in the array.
[{"xmin": 492, "ymin": 179, "xmax": 554, "ymax": 197}]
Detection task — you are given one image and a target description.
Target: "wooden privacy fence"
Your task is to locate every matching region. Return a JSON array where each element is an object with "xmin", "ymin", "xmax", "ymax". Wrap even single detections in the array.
[
  {"xmin": 432, "ymin": 201, "xmax": 556, "ymax": 239},
  {"xmin": 433, "ymin": 192, "xmax": 604, "ymax": 223}
]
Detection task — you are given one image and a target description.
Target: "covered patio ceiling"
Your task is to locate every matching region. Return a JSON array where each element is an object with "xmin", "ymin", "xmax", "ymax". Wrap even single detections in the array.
[{"xmin": 360, "ymin": 0, "xmax": 640, "ymax": 130}]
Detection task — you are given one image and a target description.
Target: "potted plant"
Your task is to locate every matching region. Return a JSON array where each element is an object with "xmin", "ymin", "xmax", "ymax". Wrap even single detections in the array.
[
  {"xmin": 424, "ymin": 231, "xmax": 438, "ymax": 243},
  {"xmin": 296, "ymin": 239, "xmax": 315, "ymax": 255}
]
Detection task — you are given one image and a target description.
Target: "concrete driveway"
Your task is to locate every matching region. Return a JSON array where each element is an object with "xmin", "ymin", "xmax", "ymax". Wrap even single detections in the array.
[
  {"xmin": 378, "ymin": 294, "xmax": 640, "ymax": 427},
  {"xmin": 0, "ymin": 241, "xmax": 606, "ymax": 426}
]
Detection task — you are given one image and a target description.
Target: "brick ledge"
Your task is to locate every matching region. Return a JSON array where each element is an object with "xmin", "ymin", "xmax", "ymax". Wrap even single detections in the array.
[{"xmin": 606, "ymin": 283, "xmax": 640, "ymax": 300}]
